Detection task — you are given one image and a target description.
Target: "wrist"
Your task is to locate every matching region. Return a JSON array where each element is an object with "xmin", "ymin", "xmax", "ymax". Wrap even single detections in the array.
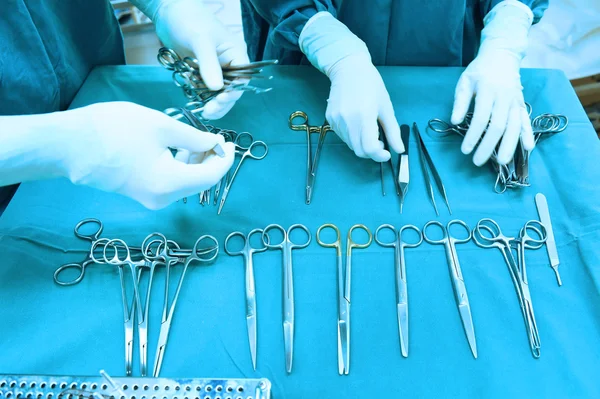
[
  {"xmin": 479, "ymin": 0, "xmax": 533, "ymax": 61},
  {"xmin": 129, "ymin": 0, "xmax": 182, "ymax": 21}
]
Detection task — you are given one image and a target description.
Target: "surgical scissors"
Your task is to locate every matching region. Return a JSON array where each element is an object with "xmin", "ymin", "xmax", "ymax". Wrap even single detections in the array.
[
  {"xmin": 289, "ymin": 111, "xmax": 332, "ymax": 205},
  {"xmin": 153, "ymin": 234, "xmax": 219, "ymax": 377},
  {"xmin": 262, "ymin": 224, "xmax": 311, "ymax": 373},
  {"xmin": 423, "ymin": 220, "xmax": 477, "ymax": 358},
  {"xmin": 375, "ymin": 224, "xmax": 422, "ymax": 358},
  {"xmin": 473, "ymin": 218, "xmax": 546, "ymax": 358},
  {"xmin": 316, "ymin": 223, "xmax": 372, "ymax": 375},
  {"xmin": 224, "ymin": 229, "xmax": 268, "ymax": 370},
  {"xmin": 217, "ymin": 132, "xmax": 268, "ymax": 214}
]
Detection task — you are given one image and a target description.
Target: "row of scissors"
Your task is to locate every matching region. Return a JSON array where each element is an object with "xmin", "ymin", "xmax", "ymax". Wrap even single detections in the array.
[
  {"xmin": 161, "ymin": 107, "xmax": 269, "ymax": 212},
  {"xmin": 53, "ymin": 219, "xmax": 220, "ymax": 377},
  {"xmin": 428, "ymin": 103, "xmax": 568, "ymax": 193},
  {"xmin": 226, "ymin": 217, "xmax": 552, "ymax": 375},
  {"xmin": 157, "ymin": 47, "xmax": 278, "ymax": 109}
]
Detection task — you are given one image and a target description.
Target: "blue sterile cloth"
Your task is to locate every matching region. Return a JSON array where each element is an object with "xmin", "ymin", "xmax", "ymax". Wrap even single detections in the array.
[{"xmin": 0, "ymin": 66, "xmax": 598, "ymax": 398}]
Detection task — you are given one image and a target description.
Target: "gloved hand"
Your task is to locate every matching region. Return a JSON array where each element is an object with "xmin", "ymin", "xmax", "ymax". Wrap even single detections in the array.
[
  {"xmin": 133, "ymin": 0, "xmax": 250, "ymax": 120},
  {"xmin": 451, "ymin": 0, "xmax": 535, "ymax": 166},
  {"xmin": 299, "ymin": 12, "xmax": 404, "ymax": 161},
  {"xmin": 62, "ymin": 102, "xmax": 235, "ymax": 210}
]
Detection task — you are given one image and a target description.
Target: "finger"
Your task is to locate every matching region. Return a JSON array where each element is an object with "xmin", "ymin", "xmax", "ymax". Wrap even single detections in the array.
[
  {"xmin": 361, "ymin": 121, "xmax": 390, "ymax": 162},
  {"xmin": 191, "ymin": 40, "xmax": 224, "ymax": 91},
  {"xmin": 326, "ymin": 103, "xmax": 351, "ymax": 148},
  {"xmin": 163, "ymin": 119, "xmax": 226, "ymax": 153},
  {"xmin": 473, "ymin": 96, "xmax": 510, "ymax": 166},
  {"xmin": 174, "ymin": 149, "xmax": 191, "ymax": 164},
  {"xmin": 520, "ymin": 105, "xmax": 535, "ymax": 151},
  {"xmin": 201, "ymin": 91, "xmax": 243, "ymax": 120},
  {"xmin": 451, "ymin": 74, "xmax": 475, "ymax": 125},
  {"xmin": 461, "ymin": 89, "xmax": 494, "ymax": 154},
  {"xmin": 497, "ymin": 104, "xmax": 522, "ymax": 164},
  {"xmin": 378, "ymin": 97, "xmax": 404, "ymax": 154},
  {"xmin": 169, "ymin": 142, "xmax": 236, "ymax": 195},
  {"xmin": 217, "ymin": 40, "xmax": 250, "ymax": 66}
]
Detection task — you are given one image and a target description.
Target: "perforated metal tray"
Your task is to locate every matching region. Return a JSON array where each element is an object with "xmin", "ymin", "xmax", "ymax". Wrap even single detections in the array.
[{"xmin": 0, "ymin": 375, "xmax": 271, "ymax": 399}]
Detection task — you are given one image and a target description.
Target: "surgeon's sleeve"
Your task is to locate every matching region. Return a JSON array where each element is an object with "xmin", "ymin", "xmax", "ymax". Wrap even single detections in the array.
[
  {"xmin": 486, "ymin": 0, "xmax": 548, "ymax": 23},
  {"xmin": 244, "ymin": 0, "xmax": 337, "ymax": 50}
]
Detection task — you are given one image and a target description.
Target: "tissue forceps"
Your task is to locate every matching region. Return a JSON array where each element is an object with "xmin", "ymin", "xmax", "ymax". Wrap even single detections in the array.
[
  {"xmin": 473, "ymin": 218, "xmax": 546, "ymax": 358},
  {"xmin": 375, "ymin": 224, "xmax": 423, "ymax": 357},
  {"xmin": 224, "ymin": 229, "xmax": 268, "ymax": 370},
  {"xmin": 262, "ymin": 224, "xmax": 311, "ymax": 373},
  {"xmin": 423, "ymin": 220, "xmax": 477, "ymax": 358},
  {"xmin": 316, "ymin": 223, "xmax": 372, "ymax": 375},
  {"xmin": 289, "ymin": 111, "xmax": 332, "ymax": 204}
]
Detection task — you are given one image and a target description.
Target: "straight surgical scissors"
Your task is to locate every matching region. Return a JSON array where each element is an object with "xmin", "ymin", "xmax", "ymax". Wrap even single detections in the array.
[
  {"xmin": 423, "ymin": 220, "xmax": 477, "ymax": 358},
  {"xmin": 316, "ymin": 224, "xmax": 372, "ymax": 375},
  {"xmin": 289, "ymin": 111, "xmax": 332, "ymax": 204},
  {"xmin": 473, "ymin": 218, "xmax": 546, "ymax": 358},
  {"xmin": 224, "ymin": 229, "xmax": 268, "ymax": 370},
  {"xmin": 375, "ymin": 224, "xmax": 422, "ymax": 358},
  {"xmin": 262, "ymin": 224, "xmax": 311, "ymax": 373},
  {"xmin": 153, "ymin": 235, "xmax": 219, "ymax": 377},
  {"xmin": 217, "ymin": 132, "xmax": 268, "ymax": 214},
  {"xmin": 54, "ymin": 219, "xmax": 142, "ymax": 286}
]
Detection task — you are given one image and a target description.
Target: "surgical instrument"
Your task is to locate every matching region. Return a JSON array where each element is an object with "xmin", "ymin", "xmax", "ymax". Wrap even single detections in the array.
[
  {"xmin": 473, "ymin": 218, "xmax": 547, "ymax": 358},
  {"xmin": 398, "ymin": 124, "xmax": 410, "ymax": 213},
  {"xmin": 224, "ymin": 229, "xmax": 268, "ymax": 370},
  {"xmin": 217, "ymin": 132, "xmax": 268, "ymax": 214},
  {"xmin": 380, "ymin": 123, "xmax": 401, "ymax": 197},
  {"xmin": 535, "ymin": 193, "xmax": 561, "ymax": 286},
  {"xmin": 288, "ymin": 111, "xmax": 332, "ymax": 204},
  {"xmin": 262, "ymin": 224, "xmax": 311, "ymax": 373},
  {"xmin": 179, "ymin": 108, "xmax": 225, "ymax": 157},
  {"xmin": 423, "ymin": 220, "xmax": 476, "ymax": 358},
  {"xmin": 153, "ymin": 234, "xmax": 219, "ymax": 377},
  {"xmin": 414, "ymin": 123, "xmax": 452, "ymax": 215},
  {"xmin": 316, "ymin": 223, "xmax": 372, "ymax": 374},
  {"xmin": 375, "ymin": 224, "xmax": 422, "ymax": 358}
]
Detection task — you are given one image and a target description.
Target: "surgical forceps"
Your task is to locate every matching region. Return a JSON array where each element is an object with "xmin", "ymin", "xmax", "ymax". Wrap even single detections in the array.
[
  {"xmin": 316, "ymin": 224, "xmax": 372, "ymax": 374},
  {"xmin": 423, "ymin": 220, "xmax": 477, "ymax": 358},
  {"xmin": 224, "ymin": 229, "xmax": 268, "ymax": 370},
  {"xmin": 217, "ymin": 132, "xmax": 268, "ymax": 214},
  {"xmin": 473, "ymin": 219, "xmax": 546, "ymax": 358},
  {"xmin": 413, "ymin": 123, "xmax": 451, "ymax": 215},
  {"xmin": 375, "ymin": 224, "xmax": 422, "ymax": 358},
  {"xmin": 288, "ymin": 111, "xmax": 332, "ymax": 204},
  {"xmin": 262, "ymin": 224, "xmax": 311, "ymax": 373},
  {"xmin": 398, "ymin": 124, "xmax": 410, "ymax": 213},
  {"xmin": 54, "ymin": 219, "xmax": 142, "ymax": 286},
  {"xmin": 153, "ymin": 235, "xmax": 219, "ymax": 377}
]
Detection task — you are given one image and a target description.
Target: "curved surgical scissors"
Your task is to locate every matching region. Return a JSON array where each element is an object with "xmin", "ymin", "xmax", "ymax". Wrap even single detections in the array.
[
  {"xmin": 316, "ymin": 223, "xmax": 372, "ymax": 374},
  {"xmin": 262, "ymin": 224, "xmax": 311, "ymax": 373},
  {"xmin": 423, "ymin": 220, "xmax": 477, "ymax": 358},
  {"xmin": 375, "ymin": 224, "xmax": 422, "ymax": 358},
  {"xmin": 217, "ymin": 132, "xmax": 268, "ymax": 214},
  {"xmin": 224, "ymin": 229, "xmax": 268, "ymax": 370}
]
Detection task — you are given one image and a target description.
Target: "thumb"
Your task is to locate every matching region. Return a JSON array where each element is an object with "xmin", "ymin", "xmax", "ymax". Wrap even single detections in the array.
[
  {"xmin": 378, "ymin": 96, "xmax": 404, "ymax": 154},
  {"xmin": 451, "ymin": 74, "xmax": 475, "ymax": 125},
  {"xmin": 191, "ymin": 39, "xmax": 224, "ymax": 91}
]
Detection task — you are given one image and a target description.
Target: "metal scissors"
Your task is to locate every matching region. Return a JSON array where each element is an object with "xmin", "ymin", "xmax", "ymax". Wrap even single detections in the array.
[
  {"xmin": 54, "ymin": 219, "xmax": 142, "ymax": 286},
  {"xmin": 375, "ymin": 224, "xmax": 422, "ymax": 358},
  {"xmin": 316, "ymin": 224, "xmax": 372, "ymax": 374},
  {"xmin": 262, "ymin": 224, "xmax": 311, "ymax": 373},
  {"xmin": 473, "ymin": 218, "xmax": 546, "ymax": 358},
  {"xmin": 289, "ymin": 111, "xmax": 332, "ymax": 205},
  {"xmin": 224, "ymin": 229, "xmax": 268, "ymax": 370},
  {"xmin": 217, "ymin": 132, "xmax": 268, "ymax": 214},
  {"xmin": 153, "ymin": 234, "xmax": 219, "ymax": 377},
  {"xmin": 423, "ymin": 220, "xmax": 477, "ymax": 358}
]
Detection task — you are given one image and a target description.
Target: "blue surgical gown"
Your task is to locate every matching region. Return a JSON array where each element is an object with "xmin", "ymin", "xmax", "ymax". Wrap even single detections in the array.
[
  {"xmin": 0, "ymin": 0, "xmax": 125, "ymax": 212},
  {"xmin": 242, "ymin": 0, "xmax": 548, "ymax": 66}
]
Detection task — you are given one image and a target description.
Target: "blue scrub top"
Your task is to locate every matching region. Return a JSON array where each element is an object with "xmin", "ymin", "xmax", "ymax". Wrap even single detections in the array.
[
  {"xmin": 0, "ymin": 0, "xmax": 125, "ymax": 212},
  {"xmin": 242, "ymin": 0, "xmax": 548, "ymax": 66}
]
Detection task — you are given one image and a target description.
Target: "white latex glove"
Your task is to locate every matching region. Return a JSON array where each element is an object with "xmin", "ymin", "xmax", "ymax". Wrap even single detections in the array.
[
  {"xmin": 451, "ymin": 0, "xmax": 535, "ymax": 166},
  {"xmin": 133, "ymin": 0, "xmax": 250, "ymax": 120},
  {"xmin": 299, "ymin": 12, "xmax": 404, "ymax": 161},
  {"xmin": 62, "ymin": 102, "xmax": 235, "ymax": 209}
]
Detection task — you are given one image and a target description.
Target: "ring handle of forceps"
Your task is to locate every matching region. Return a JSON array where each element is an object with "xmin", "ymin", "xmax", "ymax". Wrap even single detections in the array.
[
  {"xmin": 54, "ymin": 238, "xmax": 110, "ymax": 286},
  {"xmin": 472, "ymin": 218, "xmax": 509, "ymax": 249},
  {"xmin": 262, "ymin": 224, "xmax": 311, "ymax": 249},
  {"xmin": 189, "ymin": 235, "xmax": 220, "ymax": 262},
  {"xmin": 141, "ymin": 233, "xmax": 170, "ymax": 261},
  {"xmin": 103, "ymin": 239, "xmax": 133, "ymax": 264},
  {"xmin": 242, "ymin": 141, "xmax": 268, "ymax": 160},
  {"xmin": 74, "ymin": 218, "xmax": 103, "ymax": 241},
  {"xmin": 316, "ymin": 224, "xmax": 342, "ymax": 254},
  {"xmin": 519, "ymin": 220, "xmax": 547, "ymax": 249},
  {"xmin": 157, "ymin": 47, "xmax": 180, "ymax": 69},
  {"xmin": 347, "ymin": 224, "xmax": 372, "ymax": 250},
  {"xmin": 374, "ymin": 224, "xmax": 422, "ymax": 249},
  {"xmin": 423, "ymin": 220, "xmax": 471, "ymax": 245},
  {"xmin": 224, "ymin": 229, "xmax": 267, "ymax": 256}
]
